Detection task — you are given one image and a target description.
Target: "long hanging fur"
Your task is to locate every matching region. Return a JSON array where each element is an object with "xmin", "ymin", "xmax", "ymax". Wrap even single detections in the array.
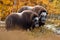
[
  {"xmin": 18, "ymin": 5, "xmax": 48, "ymax": 26},
  {"xmin": 5, "ymin": 10, "xmax": 38, "ymax": 30}
]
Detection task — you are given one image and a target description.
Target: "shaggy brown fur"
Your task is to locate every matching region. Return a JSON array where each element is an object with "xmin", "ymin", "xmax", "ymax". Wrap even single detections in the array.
[
  {"xmin": 32, "ymin": 5, "xmax": 48, "ymax": 15},
  {"xmin": 18, "ymin": 5, "xmax": 47, "ymax": 15},
  {"xmin": 5, "ymin": 10, "xmax": 38, "ymax": 30},
  {"xmin": 18, "ymin": 5, "xmax": 48, "ymax": 26}
]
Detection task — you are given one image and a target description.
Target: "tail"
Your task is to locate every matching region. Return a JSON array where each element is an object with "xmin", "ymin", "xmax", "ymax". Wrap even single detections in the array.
[{"xmin": 5, "ymin": 16, "xmax": 14, "ymax": 30}]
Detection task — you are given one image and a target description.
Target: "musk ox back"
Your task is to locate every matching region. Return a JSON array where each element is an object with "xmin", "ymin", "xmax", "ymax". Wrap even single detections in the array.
[
  {"xmin": 5, "ymin": 10, "xmax": 39, "ymax": 30},
  {"xmin": 18, "ymin": 6, "xmax": 33, "ymax": 13},
  {"xmin": 18, "ymin": 5, "xmax": 48, "ymax": 26}
]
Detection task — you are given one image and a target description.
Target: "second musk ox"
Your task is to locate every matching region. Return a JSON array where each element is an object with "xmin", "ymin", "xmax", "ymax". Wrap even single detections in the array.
[
  {"xmin": 5, "ymin": 10, "xmax": 39, "ymax": 30},
  {"xmin": 18, "ymin": 5, "xmax": 48, "ymax": 26}
]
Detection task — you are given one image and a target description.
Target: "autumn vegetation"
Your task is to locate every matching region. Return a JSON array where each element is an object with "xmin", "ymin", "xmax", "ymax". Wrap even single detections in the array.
[{"xmin": 0, "ymin": 0, "xmax": 60, "ymax": 20}]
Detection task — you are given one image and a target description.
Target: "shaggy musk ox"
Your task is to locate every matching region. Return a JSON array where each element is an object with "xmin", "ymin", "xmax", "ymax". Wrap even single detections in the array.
[
  {"xmin": 5, "ymin": 10, "xmax": 39, "ymax": 30},
  {"xmin": 18, "ymin": 5, "xmax": 48, "ymax": 26}
]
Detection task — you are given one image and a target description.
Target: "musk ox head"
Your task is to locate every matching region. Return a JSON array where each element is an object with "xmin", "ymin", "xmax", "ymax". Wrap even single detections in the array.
[
  {"xmin": 39, "ymin": 12, "xmax": 47, "ymax": 23},
  {"xmin": 32, "ymin": 17, "xmax": 39, "ymax": 27}
]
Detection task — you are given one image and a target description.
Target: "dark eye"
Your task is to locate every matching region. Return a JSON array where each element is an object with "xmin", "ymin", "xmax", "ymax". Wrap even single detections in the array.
[{"xmin": 34, "ymin": 19, "xmax": 37, "ymax": 22}]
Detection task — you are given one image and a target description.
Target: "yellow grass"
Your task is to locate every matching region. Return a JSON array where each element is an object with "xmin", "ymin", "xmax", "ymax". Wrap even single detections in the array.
[{"xmin": 0, "ymin": 19, "xmax": 60, "ymax": 40}]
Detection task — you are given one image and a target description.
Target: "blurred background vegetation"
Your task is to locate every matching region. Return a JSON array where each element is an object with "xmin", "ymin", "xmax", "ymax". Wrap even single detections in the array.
[{"xmin": 0, "ymin": 0, "xmax": 60, "ymax": 21}]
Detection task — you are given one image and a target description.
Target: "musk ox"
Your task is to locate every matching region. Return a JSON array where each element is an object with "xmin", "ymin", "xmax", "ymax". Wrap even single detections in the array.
[
  {"xmin": 18, "ymin": 5, "xmax": 48, "ymax": 26},
  {"xmin": 5, "ymin": 10, "xmax": 39, "ymax": 30}
]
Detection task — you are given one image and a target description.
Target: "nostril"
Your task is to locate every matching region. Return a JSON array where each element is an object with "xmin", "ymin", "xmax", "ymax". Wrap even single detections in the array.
[
  {"xmin": 41, "ymin": 18, "xmax": 46, "ymax": 21},
  {"xmin": 36, "ymin": 22, "xmax": 39, "ymax": 24},
  {"xmin": 36, "ymin": 23, "xmax": 38, "ymax": 24},
  {"xmin": 35, "ymin": 20, "xmax": 37, "ymax": 21},
  {"xmin": 42, "ymin": 20, "xmax": 45, "ymax": 21}
]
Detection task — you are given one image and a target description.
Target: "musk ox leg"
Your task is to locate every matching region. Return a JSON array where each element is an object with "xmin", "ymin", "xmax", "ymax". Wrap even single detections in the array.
[
  {"xmin": 31, "ymin": 25, "xmax": 35, "ymax": 30},
  {"xmin": 27, "ymin": 27, "xmax": 32, "ymax": 31},
  {"xmin": 22, "ymin": 25, "xmax": 31, "ymax": 31}
]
